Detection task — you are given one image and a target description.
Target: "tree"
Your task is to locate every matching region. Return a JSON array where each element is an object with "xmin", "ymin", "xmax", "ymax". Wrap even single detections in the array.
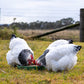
[{"xmin": 8, "ymin": 17, "xmax": 76, "ymax": 30}]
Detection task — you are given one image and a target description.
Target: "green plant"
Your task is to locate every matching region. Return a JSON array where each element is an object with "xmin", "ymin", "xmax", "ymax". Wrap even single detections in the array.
[{"xmin": 0, "ymin": 28, "xmax": 13, "ymax": 39}]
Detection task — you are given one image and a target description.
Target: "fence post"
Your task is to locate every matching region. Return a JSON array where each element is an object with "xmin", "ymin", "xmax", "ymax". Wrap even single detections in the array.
[{"xmin": 80, "ymin": 8, "xmax": 84, "ymax": 42}]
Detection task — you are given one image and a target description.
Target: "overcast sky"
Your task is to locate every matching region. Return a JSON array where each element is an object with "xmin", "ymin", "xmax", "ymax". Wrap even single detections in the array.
[{"xmin": 0, "ymin": 0, "xmax": 84, "ymax": 24}]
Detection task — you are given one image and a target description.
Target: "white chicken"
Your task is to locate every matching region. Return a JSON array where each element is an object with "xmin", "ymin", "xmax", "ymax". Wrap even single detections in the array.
[
  {"xmin": 36, "ymin": 40, "xmax": 81, "ymax": 72},
  {"xmin": 36, "ymin": 39, "xmax": 73, "ymax": 67},
  {"xmin": 45, "ymin": 44, "xmax": 81, "ymax": 71},
  {"xmin": 6, "ymin": 35, "xmax": 34, "ymax": 67}
]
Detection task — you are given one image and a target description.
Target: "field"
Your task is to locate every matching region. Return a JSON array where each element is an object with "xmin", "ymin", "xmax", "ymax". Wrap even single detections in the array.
[
  {"xmin": 0, "ymin": 39, "xmax": 84, "ymax": 84},
  {"xmin": 0, "ymin": 28, "xmax": 79, "ymax": 41},
  {"xmin": 18, "ymin": 29, "xmax": 79, "ymax": 41}
]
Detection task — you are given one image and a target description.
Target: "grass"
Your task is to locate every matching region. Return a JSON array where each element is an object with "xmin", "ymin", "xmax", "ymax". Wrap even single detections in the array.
[{"xmin": 0, "ymin": 40, "xmax": 84, "ymax": 84}]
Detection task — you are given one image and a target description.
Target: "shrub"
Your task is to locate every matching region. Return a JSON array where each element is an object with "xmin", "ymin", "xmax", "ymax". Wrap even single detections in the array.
[{"xmin": 0, "ymin": 28, "xmax": 14, "ymax": 40}]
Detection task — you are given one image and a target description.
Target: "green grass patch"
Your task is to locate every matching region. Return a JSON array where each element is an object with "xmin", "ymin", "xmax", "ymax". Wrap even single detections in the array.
[{"xmin": 0, "ymin": 40, "xmax": 84, "ymax": 84}]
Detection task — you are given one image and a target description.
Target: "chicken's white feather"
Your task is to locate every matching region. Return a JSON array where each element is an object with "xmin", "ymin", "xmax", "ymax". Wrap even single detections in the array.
[
  {"xmin": 45, "ymin": 44, "xmax": 80, "ymax": 71},
  {"xmin": 6, "ymin": 36, "xmax": 34, "ymax": 66}
]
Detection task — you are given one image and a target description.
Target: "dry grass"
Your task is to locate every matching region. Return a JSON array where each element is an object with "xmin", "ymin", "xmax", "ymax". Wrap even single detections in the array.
[{"xmin": 18, "ymin": 29, "xmax": 80, "ymax": 41}]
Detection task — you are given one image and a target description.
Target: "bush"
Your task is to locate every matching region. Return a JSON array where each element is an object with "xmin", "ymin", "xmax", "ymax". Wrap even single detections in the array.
[
  {"xmin": 0, "ymin": 27, "xmax": 25, "ymax": 40},
  {"xmin": 0, "ymin": 28, "xmax": 14, "ymax": 40}
]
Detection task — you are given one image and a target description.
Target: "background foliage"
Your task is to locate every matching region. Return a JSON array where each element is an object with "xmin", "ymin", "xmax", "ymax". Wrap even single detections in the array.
[{"xmin": 0, "ymin": 17, "xmax": 79, "ymax": 30}]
